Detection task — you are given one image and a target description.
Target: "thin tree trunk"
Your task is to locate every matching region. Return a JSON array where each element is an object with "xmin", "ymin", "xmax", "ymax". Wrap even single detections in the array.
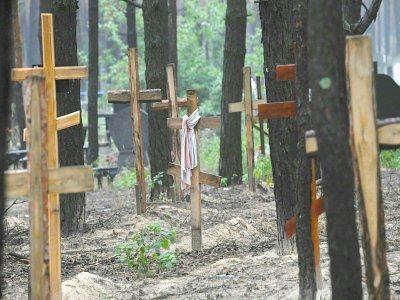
[
  {"xmin": 259, "ymin": 0, "xmax": 297, "ymax": 254},
  {"xmin": 127, "ymin": 2, "xmax": 137, "ymax": 48},
  {"xmin": 0, "ymin": 1, "xmax": 12, "ymax": 297},
  {"xmin": 294, "ymin": 0, "xmax": 316, "ymax": 298},
  {"xmin": 168, "ymin": 0, "xmax": 178, "ymax": 70},
  {"xmin": 343, "ymin": 0, "xmax": 362, "ymax": 25},
  {"xmin": 87, "ymin": 0, "xmax": 99, "ymax": 164},
  {"xmin": 41, "ymin": 0, "xmax": 86, "ymax": 235},
  {"xmin": 142, "ymin": 0, "xmax": 173, "ymax": 200},
  {"xmin": 308, "ymin": 0, "xmax": 363, "ymax": 298},
  {"xmin": 12, "ymin": 1, "xmax": 26, "ymax": 149},
  {"xmin": 219, "ymin": 0, "xmax": 246, "ymax": 185}
]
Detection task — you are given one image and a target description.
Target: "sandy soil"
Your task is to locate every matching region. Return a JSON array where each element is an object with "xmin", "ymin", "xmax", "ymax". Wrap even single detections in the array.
[{"xmin": 2, "ymin": 170, "xmax": 400, "ymax": 299}]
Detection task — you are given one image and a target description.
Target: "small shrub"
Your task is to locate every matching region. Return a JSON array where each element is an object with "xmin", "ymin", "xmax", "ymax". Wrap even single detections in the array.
[
  {"xmin": 253, "ymin": 154, "xmax": 273, "ymax": 186},
  {"xmin": 115, "ymin": 168, "xmax": 137, "ymax": 189},
  {"xmin": 380, "ymin": 149, "xmax": 400, "ymax": 170},
  {"xmin": 115, "ymin": 223, "xmax": 177, "ymax": 278}
]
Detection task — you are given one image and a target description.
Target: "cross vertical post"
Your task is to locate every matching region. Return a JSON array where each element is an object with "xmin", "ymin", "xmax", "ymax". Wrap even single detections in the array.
[{"xmin": 256, "ymin": 76, "xmax": 266, "ymax": 156}]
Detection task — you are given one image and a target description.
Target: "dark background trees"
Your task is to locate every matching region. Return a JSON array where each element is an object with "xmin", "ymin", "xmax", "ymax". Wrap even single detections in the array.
[{"xmin": 219, "ymin": 0, "xmax": 246, "ymax": 185}]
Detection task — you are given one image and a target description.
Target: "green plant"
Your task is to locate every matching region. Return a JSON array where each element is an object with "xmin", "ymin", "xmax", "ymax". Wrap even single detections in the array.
[
  {"xmin": 151, "ymin": 171, "xmax": 165, "ymax": 188},
  {"xmin": 220, "ymin": 177, "xmax": 228, "ymax": 187},
  {"xmin": 115, "ymin": 168, "xmax": 137, "ymax": 189},
  {"xmin": 380, "ymin": 149, "xmax": 400, "ymax": 169},
  {"xmin": 115, "ymin": 223, "xmax": 177, "ymax": 278},
  {"xmin": 253, "ymin": 154, "xmax": 273, "ymax": 186}
]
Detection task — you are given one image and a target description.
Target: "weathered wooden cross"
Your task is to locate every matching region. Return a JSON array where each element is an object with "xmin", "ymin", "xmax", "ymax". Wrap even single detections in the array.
[
  {"xmin": 10, "ymin": 13, "xmax": 90, "ymax": 298},
  {"xmin": 304, "ymin": 36, "xmax": 397, "ymax": 298},
  {"xmin": 5, "ymin": 77, "xmax": 94, "ymax": 299},
  {"xmin": 228, "ymin": 67, "xmax": 267, "ymax": 192},
  {"xmin": 107, "ymin": 48, "xmax": 162, "ymax": 214},
  {"xmin": 166, "ymin": 90, "xmax": 221, "ymax": 251}
]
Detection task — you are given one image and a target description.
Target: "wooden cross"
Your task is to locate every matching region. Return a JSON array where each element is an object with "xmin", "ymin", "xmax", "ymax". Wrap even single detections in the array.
[
  {"xmin": 5, "ymin": 76, "xmax": 93, "ymax": 299},
  {"xmin": 304, "ymin": 36, "xmax": 397, "ymax": 298},
  {"xmin": 150, "ymin": 64, "xmax": 187, "ymax": 202},
  {"xmin": 11, "ymin": 13, "xmax": 89, "ymax": 298},
  {"xmin": 107, "ymin": 48, "xmax": 162, "ymax": 214},
  {"xmin": 166, "ymin": 90, "xmax": 221, "ymax": 251},
  {"xmin": 228, "ymin": 67, "xmax": 267, "ymax": 192}
]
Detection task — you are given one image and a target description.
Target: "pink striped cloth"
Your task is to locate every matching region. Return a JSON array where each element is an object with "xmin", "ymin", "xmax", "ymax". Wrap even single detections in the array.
[{"xmin": 181, "ymin": 108, "xmax": 201, "ymax": 189}]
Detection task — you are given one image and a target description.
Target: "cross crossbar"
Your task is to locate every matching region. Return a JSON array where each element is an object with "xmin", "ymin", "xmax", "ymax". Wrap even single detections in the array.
[
  {"xmin": 258, "ymin": 101, "xmax": 297, "ymax": 121},
  {"xmin": 12, "ymin": 66, "xmax": 87, "ymax": 81},
  {"xmin": 107, "ymin": 89, "xmax": 162, "ymax": 103},
  {"xmin": 166, "ymin": 163, "xmax": 221, "ymax": 188},
  {"xmin": 228, "ymin": 99, "xmax": 266, "ymax": 113},
  {"xmin": 167, "ymin": 116, "xmax": 221, "ymax": 130}
]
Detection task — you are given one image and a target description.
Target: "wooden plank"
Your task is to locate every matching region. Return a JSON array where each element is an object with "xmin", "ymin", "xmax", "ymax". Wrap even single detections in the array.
[
  {"xmin": 305, "ymin": 130, "xmax": 318, "ymax": 155},
  {"xmin": 12, "ymin": 67, "xmax": 43, "ymax": 81},
  {"xmin": 166, "ymin": 163, "xmax": 221, "ymax": 188},
  {"xmin": 54, "ymin": 66, "xmax": 87, "ymax": 80},
  {"xmin": 256, "ymin": 76, "xmax": 266, "ymax": 156},
  {"xmin": 377, "ymin": 118, "xmax": 400, "ymax": 148},
  {"xmin": 128, "ymin": 48, "xmax": 147, "ymax": 214},
  {"xmin": 151, "ymin": 98, "xmax": 187, "ymax": 111},
  {"xmin": 167, "ymin": 116, "xmax": 221, "ymax": 130},
  {"xmin": 48, "ymin": 166, "xmax": 93, "ymax": 194},
  {"xmin": 276, "ymin": 64, "xmax": 295, "ymax": 81},
  {"xmin": 27, "ymin": 76, "xmax": 50, "ymax": 299},
  {"xmin": 346, "ymin": 35, "xmax": 389, "ymax": 298},
  {"xmin": 41, "ymin": 13, "xmax": 61, "ymax": 298},
  {"xmin": 107, "ymin": 89, "xmax": 162, "ymax": 103},
  {"xmin": 187, "ymin": 90, "xmax": 202, "ymax": 251},
  {"xmin": 244, "ymin": 67, "xmax": 255, "ymax": 192},
  {"xmin": 5, "ymin": 170, "xmax": 29, "ymax": 198},
  {"xmin": 166, "ymin": 64, "xmax": 182, "ymax": 202},
  {"xmin": 258, "ymin": 101, "xmax": 297, "ymax": 121},
  {"xmin": 228, "ymin": 99, "xmax": 266, "ymax": 113}
]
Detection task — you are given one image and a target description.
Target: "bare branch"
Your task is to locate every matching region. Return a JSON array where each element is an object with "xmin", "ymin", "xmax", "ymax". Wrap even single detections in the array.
[
  {"xmin": 351, "ymin": 0, "xmax": 382, "ymax": 35},
  {"xmin": 121, "ymin": 0, "xmax": 142, "ymax": 9}
]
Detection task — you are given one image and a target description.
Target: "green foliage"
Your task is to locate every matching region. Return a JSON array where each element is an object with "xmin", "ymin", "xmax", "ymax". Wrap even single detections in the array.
[
  {"xmin": 220, "ymin": 177, "xmax": 228, "ymax": 187},
  {"xmin": 380, "ymin": 150, "xmax": 400, "ymax": 169},
  {"xmin": 115, "ymin": 168, "xmax": 137, "ymax": 189},
  {"xmin": 253, "ymin": 154, "xmax": 273, "ymax": 186},
  {"xmin": 115, "ymin": 223, "xmax": 177, "ymax": 277},
  {"xmin": 199, "ymin": 131, "xmax": 220, "ymax": 174}
]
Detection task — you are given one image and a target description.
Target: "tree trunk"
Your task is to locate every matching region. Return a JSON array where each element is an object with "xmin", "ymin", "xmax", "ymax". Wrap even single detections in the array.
[
  {"xmin": 142, "ymin": 0, "xmax": 173, "ymax": 200},
  {"xmin": 41, "ymin": 0, "xmax": 86, "ymax": 235},
  {"xmin": 343, "ymin": 0, "xmax": 362, "ymax": 25},
  {"xmin": 308, "ymin": 0, "xmax": 363, "ymax": 298},
  {"xmin": 126, "ymin": 2, "xmax": 137, "ymax": 48},
  {"xmin": 29, "ymin": 0, "xmax": 41, "ymax": 66},
  {"xmin": 0, "ymin": 1, "xmax": 12, "ymax": 297},
  {"xmin": 259, "ymin": 0, "xmax": 297, "ymax": 254},
  {"xmin": 168, "ymin": 0, "xmax": 178, "ymax": 71},
  {"xmin": 293, "ymin": 0, "xmax": 317, "ymax": 298},
  {"xmin": 219, "ymin": 0, "xmax": 246, "ymax": 185},
  {"xmin": 12, "ymin": 1, "xmax": 26, "ymax": 149},
  {"xmin": 87, "ymin": 0, "xmax": 99, "ymax": 164}
]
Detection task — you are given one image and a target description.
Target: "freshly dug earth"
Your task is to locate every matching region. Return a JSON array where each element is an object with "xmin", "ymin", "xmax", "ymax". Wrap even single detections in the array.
[{"xmin": 3, "ymin": 170, "xmax": 400, "ymax": 299}]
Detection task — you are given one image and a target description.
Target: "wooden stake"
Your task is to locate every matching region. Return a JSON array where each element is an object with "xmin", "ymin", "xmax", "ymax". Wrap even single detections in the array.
[
  {"xmin": 256, "ymin": 76, "xmax": 266, "ymax": 155},
  {"xmin": 128, "ymin": 48, "xmax": 147, "ymax": 214},
  {"xmin": 244, "ymin": 67, "xmax": 255, "ymax": 192},
  {"xmin": 346, "ymin": 35, "xmax": 390, "ymax": 298}
]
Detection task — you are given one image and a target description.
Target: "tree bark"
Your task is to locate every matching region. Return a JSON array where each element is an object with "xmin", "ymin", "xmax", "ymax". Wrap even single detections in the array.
[
  {"xmin": 308, "ymin": 0, "xmax": 363, "ymax": 298},
  {"xmin": 12, "ymin": 1, "xmax": 26, "ymax": 149},
  {"xmin": 294, "ymin": 0, "xmax": 317, "ymax": 298},
  {"xmin": 342, "ymin": 0, "xmax": 362, "ymax": 25},
  {"xmin": 87, "ymin": 0, "xmax": 99, "ymax": 164},
  {"xmin": 142, "ymin": 0, "xmax": 173, "ymax": 199},
  {"xmin": 259, "ymin": 0, "xmax": 297, "ymax": 254},
  {"xmin": 219, "ymin": 0, "xmax": 246, "ymax": 185},
  {"xmin": 126, "ymin": 2, "xmax": 137, "ymax": 48},
  {"xmin": 0, "ymin": 0, "xmax": 12, "ymax": 297},
  {"xmin": 168, "ymin": 0, "xmax": 178, "ymax": 71},
  {"xmin": 41, "ymin": 0, "xmax": 86, "ymax": 235}
]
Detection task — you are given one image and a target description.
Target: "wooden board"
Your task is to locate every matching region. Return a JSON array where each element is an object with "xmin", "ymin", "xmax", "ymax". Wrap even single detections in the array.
[
  {"xmin": 377, "ymin": 118, "xmax": 400, "ymax": 148},
  {"xmin": 151, "ymin": 98, "xmax": 187, "ymax": 111},
  {"xmin": 228, "ymin": 99, "xmax": 266, "ymax": 113},
  {"xmin": 276, "ymin": 64, "xmax": 295, "ymax": 81},
  {"xmin": 167, "ymin": 116, "xmax": 221, "ymax": 130},
  {"xmin": 258, "ymin": 101, "xmax": 297, "ymax": 121},
  {"xmin": 244, "ymin": 67, "xmax": 255, "ymax": 192},
  {"xmin": 166, "ymin": 163, "xmax": 221, "ymax": 188},
  {"xmin": 107, "ymin": 89, "xmax": 162, "ymax": 103},
  {"xmin": 346, "ymin": 35, "xmax": 389, "ymax": 298},
  {"xmin": 12, "ymin": 66, "xmax": 87, "ymax": 81}
]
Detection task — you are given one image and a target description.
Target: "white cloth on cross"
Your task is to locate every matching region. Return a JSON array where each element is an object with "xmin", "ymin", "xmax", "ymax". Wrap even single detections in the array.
[{"xmin": 181, "ymin": 108, "xmax": 201, "ymax": 190}]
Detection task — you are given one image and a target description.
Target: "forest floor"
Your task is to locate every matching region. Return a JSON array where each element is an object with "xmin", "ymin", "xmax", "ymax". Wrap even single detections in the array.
[{"xmin": 2, "ymin": 169, "xmax": 400, "ymax": 299}]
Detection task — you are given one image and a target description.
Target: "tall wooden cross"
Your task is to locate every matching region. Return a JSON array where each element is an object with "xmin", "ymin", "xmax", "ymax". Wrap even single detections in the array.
[
  {"xmin": 5, "ymin": 76, "xmax": 94, "ymax": 299},
  {"xmin": 107, "ymin": 48, "xmax": 162, "ymax": 214},
  {"xmin": 10, "ymin": 13, "xmax": 89, "ymax": 298},
  {"xmin": 166, "ymin": 90, "xmax": 221, "ymax": 251},
  {"xmin": 304, "ymin": 36, "xmax": 397, "ymax": 298},
  {"xmin": 228, "ymin": 67, "xmax": 267, "ymax": 192},
  {"xmin": 150, "ymin": 64, "xmax": 187, "ymax": 202}
]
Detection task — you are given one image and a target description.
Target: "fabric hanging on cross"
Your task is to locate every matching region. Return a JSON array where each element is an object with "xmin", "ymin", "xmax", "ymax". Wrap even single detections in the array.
[{"xmin": 181, "ymin": 108, "xmax": 201, "ymax": 189}]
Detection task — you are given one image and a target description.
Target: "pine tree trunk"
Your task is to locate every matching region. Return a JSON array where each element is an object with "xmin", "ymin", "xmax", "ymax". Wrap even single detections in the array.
[
  {"xmin": 41, "ymin": 0, "xmax": 86, "ymax": 235},
  {"xmin": 293, "ymin": 0, "xmax": 316, "ymax": 298},
  {"xmin": 343, "ymin": 0, "xmax": 362, "ymax": 25},
  {"xmin": 126, "ymin": 2, "xmax": 137, "ymax": 48},
  {"xmin": 168, "ymin": 0, "xmax": 178, "ymax": 71},
  {"xmin": 259, "ymin": 0, "xmax": 297, "ymax": 254},
  {"xmin": 87, "ymin": 0, "xmax": 99, "ymax": 164},
  {"xmin": 0, "ymin": 1, "xmax": 12, "ymax": 297},
  {"xmin": 142, "ymin": 0, "xmax": 173, "ymax": 200},
  {"xmin": 219, "ymin": 0, "xmax": 246, "ymax": 185},
  {"xmin": 308, "ymin": 0, "xmax": 363, "ymax": 298}
]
